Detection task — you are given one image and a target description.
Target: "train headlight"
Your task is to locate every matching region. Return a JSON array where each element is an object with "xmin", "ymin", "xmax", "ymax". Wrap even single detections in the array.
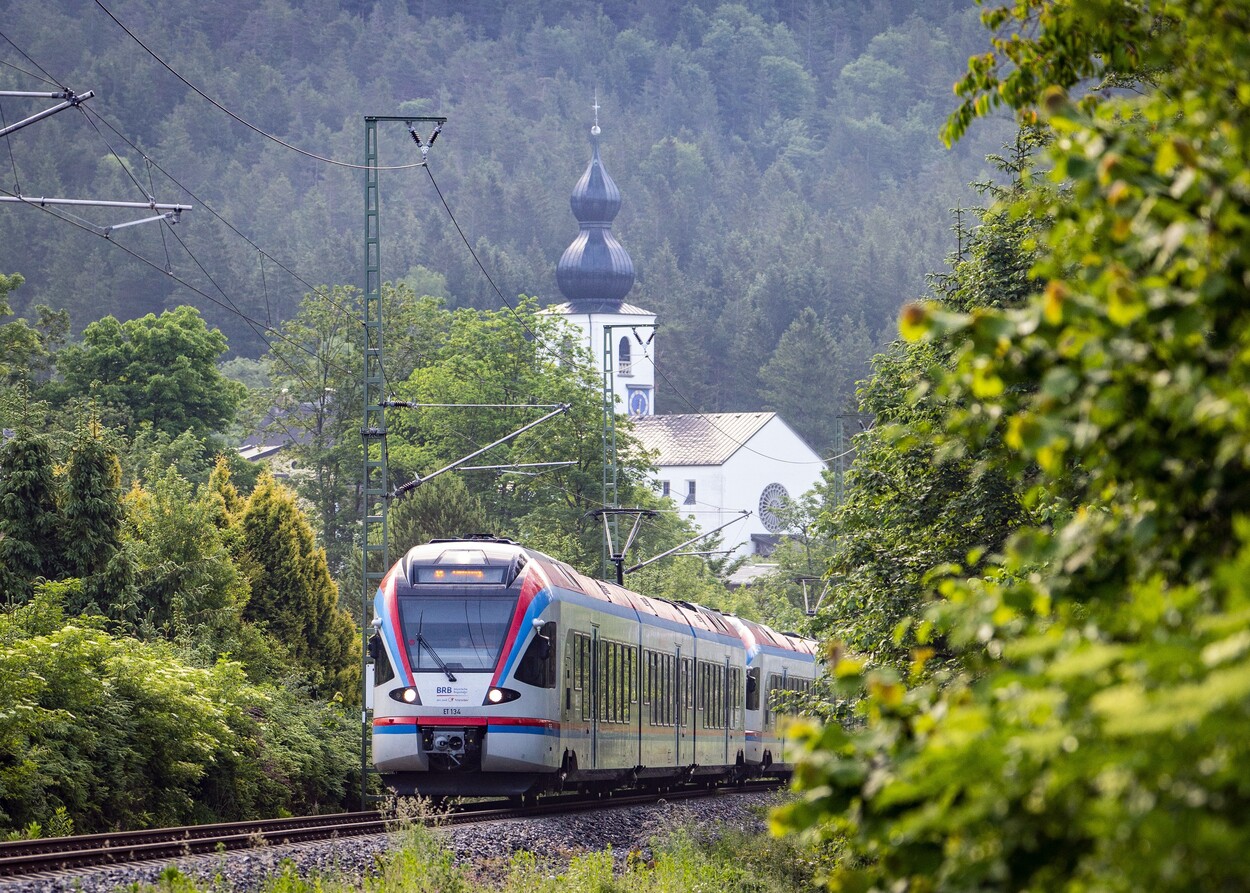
[
  {"xmin": 484, "ymin": 686, "xmax": 520, "ymax": 705},
  {"xmin": 388, "ymin": 686, "xmax": 422, "ymax": 704}
]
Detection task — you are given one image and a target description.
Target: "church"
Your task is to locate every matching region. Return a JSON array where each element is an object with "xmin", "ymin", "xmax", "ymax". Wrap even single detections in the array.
[{"xmin": 547, "ymin": 116, "xmax": 826, "ymax": 559}]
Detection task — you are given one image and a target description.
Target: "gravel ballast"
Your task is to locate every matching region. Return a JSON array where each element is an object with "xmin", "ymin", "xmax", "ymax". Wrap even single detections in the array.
[{"xmin": 0, "ymin": 791, "xmax": 783, "ymax": 893}]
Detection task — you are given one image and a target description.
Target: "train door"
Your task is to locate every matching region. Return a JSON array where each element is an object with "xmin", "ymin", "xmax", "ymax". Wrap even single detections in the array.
[
  {"xmin": 779, "ymin": 665, "xmax": 788, "ymax": 761},
  {"xmin": 590, "ymin": 626, "xmax": 600, "ymax": 768},
  {"xmin": 722, "ymin": 655, "xmax": 732, "ymax": 764},
  {"xmin": 674, "ymin": 645, "xmax": 683, "ymax": 766}
]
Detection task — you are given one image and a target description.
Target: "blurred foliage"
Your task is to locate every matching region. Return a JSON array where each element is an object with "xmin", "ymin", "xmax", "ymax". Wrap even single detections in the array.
[
  {"xmin": 775, "ymin": 1, "xmax": 1250, "ymax": 890},
  {"xmin": 809, "ymin": 130, "xmax": 1047, "ymax": 670}
]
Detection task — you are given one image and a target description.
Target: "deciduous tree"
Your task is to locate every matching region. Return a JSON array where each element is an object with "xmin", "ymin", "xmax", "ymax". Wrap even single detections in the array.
[
  {"xmin": 55, "ymin": 306, "xmax": 243, "ymax": 444},
  {"xmin": 777, "ymin": 3, "xmax": 1250, "ymax": 890}
]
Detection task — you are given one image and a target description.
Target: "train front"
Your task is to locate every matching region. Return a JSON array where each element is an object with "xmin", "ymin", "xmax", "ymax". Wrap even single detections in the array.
[{"xmin": 369, "ymin": 538, "xmax": 559, "ymax": 797}]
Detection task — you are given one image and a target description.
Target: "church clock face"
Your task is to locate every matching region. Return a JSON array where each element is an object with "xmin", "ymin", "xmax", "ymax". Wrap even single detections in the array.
[
  {"xmin": 628, "ymin": 388, "xmax": 650, "ymax": 416},
  {"xmin": 758, "ymin": 482, "xmax": 790, "ymax": 533}
]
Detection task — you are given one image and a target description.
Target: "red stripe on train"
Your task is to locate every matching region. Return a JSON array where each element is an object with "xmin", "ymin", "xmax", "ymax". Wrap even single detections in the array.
[{"xmin": 373, "ymin": 715, "xmax": 561, "ymax": 729}]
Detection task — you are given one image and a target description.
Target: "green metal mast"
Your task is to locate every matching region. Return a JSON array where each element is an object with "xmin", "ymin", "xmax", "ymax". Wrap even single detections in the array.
[
  {"xmin": 359, "ymin": 114, "xmax": 445, "ymax": 806},
  {"xmin": 601, "ymin": 325, "xmax": 618, "ymax": 577}
]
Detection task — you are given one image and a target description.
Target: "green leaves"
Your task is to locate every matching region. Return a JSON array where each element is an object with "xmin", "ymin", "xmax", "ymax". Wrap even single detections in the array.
[
  {"xmin": 0, "ymin": 588, "xmax": 358, "ymax": 834},
  {"xmin": 783, "ymin": 1, "xmax": 1250, "ymax": 889},
  {"xmin": 56, "ymin": 306, "xmax": 243, "ymax": 443}
]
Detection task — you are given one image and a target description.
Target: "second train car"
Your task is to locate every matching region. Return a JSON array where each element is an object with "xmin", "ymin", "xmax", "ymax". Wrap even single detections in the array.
[{"xmin": 369, "ymin": 536, "xmax": 819, "ymax": 798}]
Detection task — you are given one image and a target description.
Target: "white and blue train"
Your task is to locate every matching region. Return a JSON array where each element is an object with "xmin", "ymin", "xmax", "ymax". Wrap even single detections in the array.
[{"xmin": 369, "ymin": 536, "xmax": 819, "ymax": 798}]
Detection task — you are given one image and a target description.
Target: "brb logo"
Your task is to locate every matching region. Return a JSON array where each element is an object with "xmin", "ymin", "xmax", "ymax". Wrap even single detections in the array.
[{"xmin": 436, "ymin": 686, "xmax": 453, "ymax": 694}]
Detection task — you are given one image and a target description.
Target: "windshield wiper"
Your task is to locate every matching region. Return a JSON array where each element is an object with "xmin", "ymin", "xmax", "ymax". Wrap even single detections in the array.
[{"xmin": 417, "ymin": 633, "xmax": 457, "ymax": 682}]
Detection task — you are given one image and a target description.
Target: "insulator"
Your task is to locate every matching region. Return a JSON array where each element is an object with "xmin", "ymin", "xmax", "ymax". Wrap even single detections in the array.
[
  {"xmin": 409, "ymin": 128, "xmax": 422, "ymax": 146},
  {"xmin": 428, "ymin": 123, "xmax": 442, "ymax": 146}
]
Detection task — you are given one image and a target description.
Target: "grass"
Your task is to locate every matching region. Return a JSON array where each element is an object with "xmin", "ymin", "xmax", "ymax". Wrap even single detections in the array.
[{"xmin": 126, "ymin": 803, "xmax": 830, "ymax": 893}]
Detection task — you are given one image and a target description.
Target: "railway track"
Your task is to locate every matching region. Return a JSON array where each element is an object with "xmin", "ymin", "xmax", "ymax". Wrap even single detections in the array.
[{"xmin": 0, "ymin": 782, "xmax": 781, "ymax": 884}]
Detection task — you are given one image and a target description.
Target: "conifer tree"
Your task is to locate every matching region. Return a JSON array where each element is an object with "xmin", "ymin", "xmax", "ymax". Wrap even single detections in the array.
[
  {"xmin": 240, "ymin": 473, "xmax": 358, "ymax": 698},
  {"xmin": 205, "ymin": 456, "xmax": 244, "ymax": 529},
  {"xmin": 0, "ymin": 428, "xmax": 60, "ymax": 605},
  {"xmin": 389, "ymin": 474, "xmax": 488, "ymax": 553},
  {"xmin": 61, "ymin": 421, "xmax": 124, "ymax": 579},
  {"xmin": 60, "ymin": 420, "xmax": 139, "ymax": 622}
]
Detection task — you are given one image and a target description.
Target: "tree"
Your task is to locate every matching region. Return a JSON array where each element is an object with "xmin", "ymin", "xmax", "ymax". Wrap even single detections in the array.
[
  {"xmin": 389, "ymin": 474, "xmax": 488, "ymax": 553},
  {"xmin": 390, "ymin": 297, "xmax": 694, "ymax": 577},
  {"xmin": 776, "ymin": 2, "xmax": 1250, "ymax": 890},
  {"xmin": 61, "ymin": 422, "xmax": 125, "ymax": 580},
  {"xmin": 60, "ymin": 421, "xmax": 139, "ymax": 623},
  {"xmin": 122, "ymin": 467, "xmax": 248, "ymax": 649},
  {"xmin": 0, "ymin": 585, "xmax": 359, "ymax": 834},
  {"xmin": 0, "ymin": 427, "xmax": 61, "ymax": 605},
  {"xmin": 759, "ymin": 308, "xmax": 876, "ymax": 454},
  {"xmin": 55, "ymin": 306, "xmax": 244, "ymax": 443},
  {"xmin": 0, "ymin": 273, "xmax": 66, "ymax": 390},
  {"xmin": 239, "ymin": 473, "xmax": 358, "ymax": 700},
  {"xmin": 796, "ymin": 135, "xmax": 1046, "ymax": 669},
  {"xmin": 258, "ymin": 284, "xmax": 450, "ymax": 575}
]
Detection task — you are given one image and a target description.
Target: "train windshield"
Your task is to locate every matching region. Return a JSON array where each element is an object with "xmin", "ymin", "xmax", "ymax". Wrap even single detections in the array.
[{"xmin": 398, "ymin": 595, "xmax": 517, "ymax": 672}]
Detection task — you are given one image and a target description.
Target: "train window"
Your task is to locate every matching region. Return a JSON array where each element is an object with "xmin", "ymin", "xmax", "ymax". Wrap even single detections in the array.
[
  {"xmin": 625, "ymin": 646, "xmax": 636, "ymax": 707},
  {"xmin": 764, "ymin": 673, "xmax": 782, "ymax": 728},
  {"xmin": 575, "ymin": 633, "xmax": 593, "ymax": 721},
  {"xmin": 598, "ymin": 641, "xmax": 610, "ymax": 723},
  {"xmin": 598, "ymin": 640, "xmax": 628, "ymax": 725},
  {"xmin": 701, "ymin": 663, "xmax": 709, "ymax": 729},
  {"xmin": 573, "ymin": 634, "xmax": 586, "ymax": 690},
  {"xmin": 646, "ymin": 649, "xmax": 660, "ymax": 726},
  {"xmin": 702, "ymin": 662, "xmax": 723, "ymax": 730},
  {"xmin": 400, "ymin": 596, "xmax": 516, "ymax": 672},
  {"xmin": 730, "ymin": 667, "xmax": 742, "ymax": 728},
  {"xmin": 609, "ymin": 643, "xmax": 619, "ymax": 723},
  {"xmin": 514, "ymin": 621, "xmax": 557, "ymax": 688},
  {"xmin": 369, "ymin": 633, "xmax": 395, "ymax": 685},
  {"xmin": 715, "ymin": 664, "xmax": 725, "ymax": 729},
  {"xmin": 686, "ymin": 660, "xmax": 693, "ymax": 709}
]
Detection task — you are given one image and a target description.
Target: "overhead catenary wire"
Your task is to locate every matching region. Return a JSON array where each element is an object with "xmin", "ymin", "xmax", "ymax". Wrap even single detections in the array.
[
  {"xmin": 91, "ymin": 0, "xmax": 432, "ymax": 173},
  {"xmin": 0, "ymin": 30, "xmax": 64, "ymax": 89},
  {"xmin": 9, "ymin": 14, "xmax": 856, "ymax": 476},
  {"xmin": 68, "ymin": 101, "xmax": 388, "ymax": 399},
  {"xmin": 633, "ymin": 335, "xmax": 861, "ymax": 466},
  {"xmin": 0, "ymin": 99, "xmax": 19, "ymax": 192},
  {"xmin": 0, "ymin": 32, "xmax": 370, "ymax": 367},
  {"xmin": 0, "ymin": 185, "xmax": 354, "ymax": 396},
  {"xmin": 76, "ymin": 105, "xmax": 359, "ymax": 324}
]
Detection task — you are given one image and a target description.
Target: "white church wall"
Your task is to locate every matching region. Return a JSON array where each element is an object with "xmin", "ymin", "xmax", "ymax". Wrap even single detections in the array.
[{"xmin": 655, "ymin": 416, "xmax": 824, "ymax": 559}]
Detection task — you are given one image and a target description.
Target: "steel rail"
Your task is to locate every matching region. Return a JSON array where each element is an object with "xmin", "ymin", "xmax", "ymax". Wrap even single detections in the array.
[{"xmin": 0, "ymin": 782, "xmax": 783, "ymax": 881}]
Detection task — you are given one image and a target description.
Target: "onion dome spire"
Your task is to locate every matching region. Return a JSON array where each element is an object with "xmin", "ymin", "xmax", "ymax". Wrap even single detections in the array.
[{"xmin": 556, "ymin": 115, "xmax": 635, "ymax": 309}]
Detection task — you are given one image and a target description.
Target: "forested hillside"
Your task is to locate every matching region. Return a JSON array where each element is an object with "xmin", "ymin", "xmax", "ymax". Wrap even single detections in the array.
[{"xmin": 0, "ymin": 0, "xmax": 1007, "ymax": 453}]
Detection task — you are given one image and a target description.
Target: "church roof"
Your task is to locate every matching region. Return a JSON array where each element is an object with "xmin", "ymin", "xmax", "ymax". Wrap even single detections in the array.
[
  {"xmin": 555, "ymin": 124, "xmax": 635, "ymax": 307},
  {"xmin": 543, "ymin": 300, "xmax": 654, "ymax": 317},
  {"xmin": 629, "ymin": 412, "xmax": 777, "ymax": 466}
]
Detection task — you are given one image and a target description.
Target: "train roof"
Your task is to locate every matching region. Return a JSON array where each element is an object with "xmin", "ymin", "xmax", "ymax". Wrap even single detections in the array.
[
  {"xmin": 396, "ymin": 538, "xmax": 818, "ymax": 658},
  {"xmin": 723, "ymin": 614, "xmax": 820, "ymax": 659}
]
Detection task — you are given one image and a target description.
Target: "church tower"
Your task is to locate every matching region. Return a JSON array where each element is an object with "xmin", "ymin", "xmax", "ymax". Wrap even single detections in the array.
[{"xmin": 548, "ymin": 110, "xmax": 656, "ymax": 416}]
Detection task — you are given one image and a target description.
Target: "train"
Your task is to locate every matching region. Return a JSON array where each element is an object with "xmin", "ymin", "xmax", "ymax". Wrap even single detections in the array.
[{"xmin": 368, "ymin": 535, "xmax": 820, "ymax": 799}]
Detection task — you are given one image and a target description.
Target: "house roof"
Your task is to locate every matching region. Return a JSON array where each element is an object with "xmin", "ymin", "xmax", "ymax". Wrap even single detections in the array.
[{"xmin": 629, "ymin": 412, "xmax": 776, "ymax": 466}]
